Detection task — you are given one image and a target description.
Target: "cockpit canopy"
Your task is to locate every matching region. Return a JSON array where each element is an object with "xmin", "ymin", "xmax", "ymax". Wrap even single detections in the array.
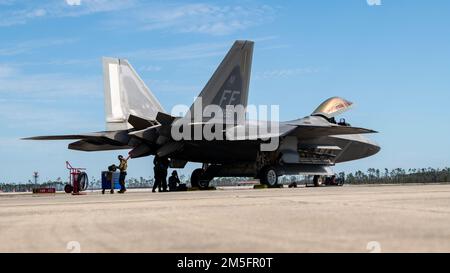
[{"xmin": 311, "ymin": 97, "xmax": 353, "ymax": 119}]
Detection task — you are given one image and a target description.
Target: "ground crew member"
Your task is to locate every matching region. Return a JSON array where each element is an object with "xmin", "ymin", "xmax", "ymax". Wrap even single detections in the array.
[
  {"xmin": 152, "ymin": 156, "xmax": 169, "ymax": 192},
  {"xmin": 168, "ymin": 170, "xmax": 180, "ymax": 191},
  {"xmin": 160, "ymin": 157, "xmax": 169, "ymax": 192},
  {"xmin": 152, "ymin": 157, "xmax": 161, "ymax": 192},
  {"xmin": 118, "ymin": 155, "xmax": 129, "ymax": 193}
]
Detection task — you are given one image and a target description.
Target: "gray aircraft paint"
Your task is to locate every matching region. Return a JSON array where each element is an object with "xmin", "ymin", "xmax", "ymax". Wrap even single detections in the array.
[
  {"xmin": 24, "ymin": 40, "xmax": 380, "ymax": 180},
  {"xmin": 188, "ymin": 40, "xmax": 253, "ymax": 122},
  {"xmin": 103, "ymin": 57, "xmax": 165, "ymax": 131}
]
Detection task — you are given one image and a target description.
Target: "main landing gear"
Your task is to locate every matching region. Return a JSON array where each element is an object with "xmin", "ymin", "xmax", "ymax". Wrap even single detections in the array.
[
  {"xmin": 259, "ymin": 166, "xmax": 279, "ymax": 187},
  {"xmin": 190, "ymin": 166, "xmax": 214, "ymax": 190}
]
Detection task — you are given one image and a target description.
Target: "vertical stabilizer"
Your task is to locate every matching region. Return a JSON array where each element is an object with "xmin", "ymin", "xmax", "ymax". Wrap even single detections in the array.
[{"xmin": 188, "ymin": 40, "xmax": 254, "ymax": 122}]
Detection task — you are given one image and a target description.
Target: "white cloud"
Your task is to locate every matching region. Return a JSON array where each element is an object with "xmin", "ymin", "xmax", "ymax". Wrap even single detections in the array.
[
  {"xmin": 0, "ymin": 38, "xmax": 76, "ymax": 56},
  {"xmin": 135, "ymin": 3, "xmax": 275, "ymax": 35},
  {"xmin": 0, "ymin": 1, "xmax": 275, "ymax": 36},
  {"xmin": 0, "ymin": 8, "xmax": 47, "ymax": 26},
  {"xmin": 32, "ymin": 8, "xmax": 47, "ymax": 17},
  {"xmin": 140, "ymin": 65, "xmax": 162, "ymax": 72},
  {"xmin": 121, "ymin": 36, "xmax": 280, "ymax": 62},
  {"xmin": 0, "ymin": 102, "xmax": 101, "ymax": 131},
  {"xmin": 0, "ymin": 64, "xmax": 17, "ymax": 78},
  {"xmin": 66, "ymin": 0, "xmax": 81, "ymax": 6},
  {"xmin": 0, "ymin": 0, "xmax": 15, "ymax": 5},
  {"xmin": 0, "ymin": 64, "xmax": 101, "ymax": 99},
  {"xmin": 0, "ymin": 0, "xmax": 136, "ymax": 26},
  {"xmin": 254, "ymin": 68, "xmax": 320, "ymax": 80},
  {"xmin": 367, "ymin": 0, "xmax": 382, "ymax": 6},
  {"xmin": 60, "ymin": 0, "xmax": 136, "ymax": 17},
  {"xmin": 0, "ymin": 64, "xmax": 104, "ymax": 134},
  {"xmin": 123, "ymin": 41, "xmax": 230, "ymax": 61}
]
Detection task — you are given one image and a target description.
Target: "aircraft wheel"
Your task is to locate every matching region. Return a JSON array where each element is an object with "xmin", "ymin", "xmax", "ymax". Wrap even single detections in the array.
[
  {"xmin": 260, "ymin": 167, "xmax": 278, "ymax": 187},
  {"xmin": 64, "ymin": 184, "xmax": 73, "ymax": 194},
  {"xmin": 190, "ymin": 168, "xmax": 205, "ymax": 188},
  {"xmin": 198, "ymin": 179, "xmax": 210, "ymax": 190},
  {"xmin": 313, "ymin": 175, "xmax": 323, "ymax": 187}
]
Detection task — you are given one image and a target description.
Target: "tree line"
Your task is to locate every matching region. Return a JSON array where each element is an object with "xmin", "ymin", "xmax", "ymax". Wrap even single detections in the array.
[
  {"xmin": 338, "ymin": 167, "xmax": 450, "ymax": 184},
  {"xmin": 1, "ymin": 167, "xmax": 449, "ymax": 192}
]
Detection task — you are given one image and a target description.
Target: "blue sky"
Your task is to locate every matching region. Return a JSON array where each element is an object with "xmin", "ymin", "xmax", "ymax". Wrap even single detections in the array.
[{"xmin": 1, "ymin": 0, "xmax": 449, "ymax": 183}]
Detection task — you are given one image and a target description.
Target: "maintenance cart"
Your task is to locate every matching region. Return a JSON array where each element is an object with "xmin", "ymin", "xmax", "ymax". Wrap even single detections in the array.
[
  {"xmin": 101, "ymin": 169, "xmax": 120, "ymax": 194},
  {"xmin": 65, "ymin": 161, "xmax": 89, "ymax": 195}
]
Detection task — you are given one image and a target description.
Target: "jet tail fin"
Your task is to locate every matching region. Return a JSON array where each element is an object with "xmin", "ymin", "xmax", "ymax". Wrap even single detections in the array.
[
  {"xmin": 188, "ymin": 40, "xmax": 254, "ymax": 122},
  {"xmin": 103, "ymin": 57, "xmax": 165, "ymax": 130}
]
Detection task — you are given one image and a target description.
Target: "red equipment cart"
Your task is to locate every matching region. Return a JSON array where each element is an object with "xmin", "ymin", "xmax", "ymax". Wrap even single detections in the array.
[{"xmin": 65, "ymin": 161, "xmax": 89, "ymax": 195}]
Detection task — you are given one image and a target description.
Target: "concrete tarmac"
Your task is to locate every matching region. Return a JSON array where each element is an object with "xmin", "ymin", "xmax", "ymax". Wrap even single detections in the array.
[{"xmin": 1, "ymin": 184, "xmax": 450, "ymax": 253}]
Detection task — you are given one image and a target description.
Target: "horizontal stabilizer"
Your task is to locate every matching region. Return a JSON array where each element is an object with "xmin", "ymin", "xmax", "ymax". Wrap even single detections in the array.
[
  {"xmin": 156, "ymin": 112, "xmax": 176, "ymax": 126},
  {"xmin": 128, "ymin": 125, "xmax": 161, "ymax": 141},
  {"xmin": 128, "ymin": 143, "xmax": 154, "ymax": 158},
  {"xmin": 128, "ymin": 114, "xmax": 158, "ymax": 130}
]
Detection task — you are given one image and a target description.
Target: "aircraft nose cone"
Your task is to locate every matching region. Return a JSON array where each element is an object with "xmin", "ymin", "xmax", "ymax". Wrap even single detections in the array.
[
  {"xmin": 335, "ymin": 136, "xmax": 381, "ymax": 163},
  {"xmin": 367, "ymin": 142, "xmax": 381, "ymax": 157}
]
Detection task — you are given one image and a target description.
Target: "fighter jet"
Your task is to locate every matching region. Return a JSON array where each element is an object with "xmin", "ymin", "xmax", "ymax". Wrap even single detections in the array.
[{"xmin": 25, "ymin": 40, "xmax": 380, "ymax": 188}]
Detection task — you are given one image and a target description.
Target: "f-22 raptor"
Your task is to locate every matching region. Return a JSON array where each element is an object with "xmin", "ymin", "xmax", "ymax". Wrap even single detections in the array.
[{"xmin": 25, "ymin": 40, "xmax": 380, "ymax": 188}]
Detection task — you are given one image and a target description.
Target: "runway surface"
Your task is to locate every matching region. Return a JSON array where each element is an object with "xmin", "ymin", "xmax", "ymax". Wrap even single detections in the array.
[{"xmin": 1, "ymin": 184, "xmax": 449, "ymax": 253}]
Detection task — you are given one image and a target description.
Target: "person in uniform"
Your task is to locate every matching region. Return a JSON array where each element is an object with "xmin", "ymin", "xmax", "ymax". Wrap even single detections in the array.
[
  {"xmin": 152, "ymin": 157, "xmax": 161, "ymax": 193},
  {"xmin": 168, "ymin": 170, "xmax": 180, "ymax": 191},
  {"xmin": 160, "ymin": 157, "xmax": 169, "ymax": 192},
  {"xmin": 117, "ymin": 155, "xmax": 129, "ymax": 193},
  {"xmin": 152, "ymin": 156, "xmax": 170, "ymax": 192}
]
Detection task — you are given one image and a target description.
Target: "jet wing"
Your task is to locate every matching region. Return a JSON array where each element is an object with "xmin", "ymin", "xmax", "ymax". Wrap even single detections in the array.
[
  {"xmin": 69, "ymin": 140, "xmax": 131, "ymax": 151},
  {"xmin": 283, "ymin": 125, "xmax": 377, "ymax": 139},
  {"xmin": 22, "ymin": 132, "xmax": 106, "ymax": 140},
  {"xmin": 224, "ymin": 122, "xmax": 376, "ymax": 141},
  {"xmin": 23, "ymin": 131, "xmax": 132, "ymax": 152}
]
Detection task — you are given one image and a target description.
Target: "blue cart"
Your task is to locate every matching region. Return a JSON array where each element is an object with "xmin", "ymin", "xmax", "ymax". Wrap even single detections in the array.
[{"xmin": 101, "ymin": 171, "xmax": 120, "ymax": 194}]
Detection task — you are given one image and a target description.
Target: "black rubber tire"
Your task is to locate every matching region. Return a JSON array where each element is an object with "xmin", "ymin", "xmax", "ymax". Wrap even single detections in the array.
[
  {"xmin": 190, "ymin": 168, "xmax": 205, "ymax": 188},
  {"xmin": 198, "ymin": 179, "xmax": 210, "ymax": 190},
  {"xmin": 313, "ymin": 175, "xmax": 322, "ymax": 187},
  {"xmin": 190, "ymin": 168, "xmax": 212, "ymax": 190},
  {"xmin": 64, "ymin": 184, "xmax": 73, "ymax": 194},
  {"xmin": 78, "ymin": 172, "xmax": 89, "ymax": 191},
  {"xmin": 260, "ymin": 167, "xmax": 278, "ymax": 187}
]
